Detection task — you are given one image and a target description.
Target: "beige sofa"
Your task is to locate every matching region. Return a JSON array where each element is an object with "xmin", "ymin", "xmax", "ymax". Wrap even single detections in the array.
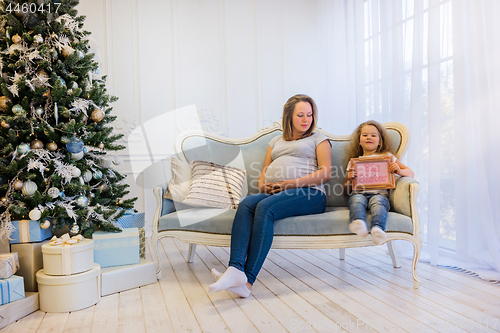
[{"xmin": 151, "ymin": 122, "xmax": 422, "ymax": 288}]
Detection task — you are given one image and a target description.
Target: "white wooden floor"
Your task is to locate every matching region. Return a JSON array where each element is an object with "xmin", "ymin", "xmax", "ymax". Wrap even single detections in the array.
[{"xmin": 2, "ymin": 238, "xmax": 500, "ymax": 333}]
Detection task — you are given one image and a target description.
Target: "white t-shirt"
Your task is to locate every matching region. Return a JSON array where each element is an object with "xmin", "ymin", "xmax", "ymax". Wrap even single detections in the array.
[
  {"xmin": 265, "ymin": 132, "xmax": 330, "ymax": 194},
  {"xmin": 346, "ymin": 153, "xmax": 397, "ymax": 195}
]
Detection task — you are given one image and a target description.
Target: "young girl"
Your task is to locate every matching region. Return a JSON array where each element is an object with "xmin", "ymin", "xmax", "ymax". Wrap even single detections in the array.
[{"xmin": 343, "ymin": 120, "xmax": 414, "ymax": 245}]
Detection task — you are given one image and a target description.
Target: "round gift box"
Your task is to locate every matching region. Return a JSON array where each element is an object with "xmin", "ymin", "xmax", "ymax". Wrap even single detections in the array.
[
  {"xmin": 42, "ymin": 239, "xmax": 94, "ymax": 276},
  {"xmin": 36, "ymin": 263, "xmax": 101, "ymax": 313}
]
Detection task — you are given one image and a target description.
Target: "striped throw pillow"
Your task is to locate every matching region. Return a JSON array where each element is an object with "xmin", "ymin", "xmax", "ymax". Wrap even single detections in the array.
[{"xmin": 182, "ymin": 160, "xmax": 246, "ymax": 209}]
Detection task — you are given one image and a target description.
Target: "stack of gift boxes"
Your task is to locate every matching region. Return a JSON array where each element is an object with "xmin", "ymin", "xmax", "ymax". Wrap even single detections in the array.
[
  {"xmin": 95, "ymin": 211, "xmax": 156, "ymax": 297},
  {"xmin": 0, "ymin": 219, "xmax": 52, "ymax": 329},
  {"xmin": 36, "ymin": 235, "xmax": 101, "ymax": 312},
  {"xmin": 0, "ymin": 210, "xmax": 155, "ymax": 319}
]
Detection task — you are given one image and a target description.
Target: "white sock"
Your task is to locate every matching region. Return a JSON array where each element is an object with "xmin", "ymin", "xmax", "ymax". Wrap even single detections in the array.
[
  {"xmin": 208, "ymin": 266, "xmax": 247, "ymax": 293},
  {"xmin": 349, "ymin": 219, "xmax": 368, "ymax": 237},
  {"xmin": 371, "ymin": 226, "xmax": 387, "ymax": 245},
  {"xmin": 211, "ymin": 268, "xmax": 251, "ymax": 298}
]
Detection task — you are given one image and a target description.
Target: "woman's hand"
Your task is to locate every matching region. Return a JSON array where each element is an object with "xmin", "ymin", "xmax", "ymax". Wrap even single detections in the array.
[
  {"xmin": 389, "ymin": 162, "xmax": 401, "ymax": 175},
  {"xmin": 264, "ymin": 181, "xmax": 294, "ymax": 194}
]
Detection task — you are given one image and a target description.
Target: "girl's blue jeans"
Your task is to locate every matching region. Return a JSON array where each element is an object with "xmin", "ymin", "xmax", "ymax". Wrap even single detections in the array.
[
  {"xmin": 229, "ymin": 188, "xmax": 326, "ymax": 284},
  {"xmin": 348, "ymin": 193, "xmax": 390, "ymax": 231}
]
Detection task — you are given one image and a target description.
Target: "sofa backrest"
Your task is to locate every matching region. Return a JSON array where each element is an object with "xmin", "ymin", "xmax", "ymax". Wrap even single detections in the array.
[{"xmin": 176, "ymin": 122, "xmax": 409, "ymax": 207}]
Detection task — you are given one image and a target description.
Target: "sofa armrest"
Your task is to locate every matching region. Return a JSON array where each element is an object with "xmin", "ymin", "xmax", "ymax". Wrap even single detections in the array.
[
  {"xmin": 152, "ymin": 186, "xmax": 177, "ymax": 235},
  {"xmin": 389, "ymin": 177, "xmax": 419, "ymax": 218}
]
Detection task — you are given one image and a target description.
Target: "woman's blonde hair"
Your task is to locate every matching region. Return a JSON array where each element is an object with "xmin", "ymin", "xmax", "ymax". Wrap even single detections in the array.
[
  {"xmin": 346, "ymin": 120, "xmax": 394, "ymax": 160},
  {"xmin": 282, "ymin": 94, "xmax": 317, "ymax": 141}
]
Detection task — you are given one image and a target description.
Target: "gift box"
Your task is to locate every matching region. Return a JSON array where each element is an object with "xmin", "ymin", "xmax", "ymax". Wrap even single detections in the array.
[
  {"xmin": 139, "ymin": 227, "xmax": 145, "ymax": 259},
  {"xmin": 0, "ymin": 238, "xmax": 8, "ymax": 254},
  {"xmin": 114, "ymin": 210, "xmax": 145, "ymax": 228},
  {"xmin": 10, "ymin": 241, "xmax": 47, "ymax": 292},
  {"xmin": 0, "ymin": 253, "xmax": 19, "ymax": 279},
  {"xmin": 41, "ymin": 239, "xmax": 94, "ymax": 276},
  {"xmin": 93, "ymin": 228, "xmax": 140, "ymax": 268},
  {"xmin": 36, "ymin": 263, "xmax": 101, "ymax": 313},
  {"xmin": 9, "ymin": 220, "xmax": 52, "ymax": 244},
  {"xmin": 101, "ymin": 259, "xmax": 156, "ymax": 296},
  {"xmin": 0, "ymin": 292, "xmax": 38, "ymax": 329},
  {"xmin": 0, "ymin": 275, "xmax": 25, "ymax": 305}
]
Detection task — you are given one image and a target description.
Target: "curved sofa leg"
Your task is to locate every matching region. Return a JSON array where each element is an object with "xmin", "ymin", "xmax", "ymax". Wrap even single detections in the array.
[
  {"xmin": 411, "ymin": 239, "xmax": 422, "ymax": 289},
  {"xmin": 152, "ymin": 234, "xmax": 163, "ymax": 280},
  {"xmin": 387, "ymin": 241, "xmax": 401, "ymax": 268}
]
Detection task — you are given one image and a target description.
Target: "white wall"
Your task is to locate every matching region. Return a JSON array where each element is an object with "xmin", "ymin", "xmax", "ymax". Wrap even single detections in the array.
[{"xmin": 77, "ymin": 0, "xmax": 338, "ymax": 235}]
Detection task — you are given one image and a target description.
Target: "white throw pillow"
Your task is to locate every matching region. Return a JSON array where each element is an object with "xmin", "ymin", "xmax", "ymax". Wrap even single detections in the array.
[
  {"xmin": 163, "ymin": 157, "xmax": 192, "ymax": 202},
  {"xmin": 182, "ymin": 160, "xmax": 246, "ymax": 209}
]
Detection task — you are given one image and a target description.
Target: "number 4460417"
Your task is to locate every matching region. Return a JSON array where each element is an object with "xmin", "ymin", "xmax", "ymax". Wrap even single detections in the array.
[{"xmin": 5, "ymin": 2, "xmax": 61, "ymax": 14}]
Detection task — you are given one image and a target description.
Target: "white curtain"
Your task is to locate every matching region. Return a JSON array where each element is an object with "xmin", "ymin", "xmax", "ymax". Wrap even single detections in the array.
[{"xmin": 320, "ymin": 0, "xmax": 500, "ymax": 279}]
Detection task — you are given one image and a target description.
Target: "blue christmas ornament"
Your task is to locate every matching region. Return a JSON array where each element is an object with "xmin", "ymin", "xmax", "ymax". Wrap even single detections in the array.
[
  {"xmin": 93, "ymin": 170, "xmax": 102, "ymax": 179},
  {"xmin": 83, "ymin": 147, "xmax": 87, "ymax": 153},
  {"xmin": 59, "ymin": 190, "xmax": 65, "ymax": 198},
  {"xmin": 66, "ymin": 136, "xmax": 84, "ymax": 153},
  {"xmin": 58, "ymin": 77, "xmax": 66, "ymax": 86},
  {"xmin": 17, "ymin": 143, "xmax": 31, "ymax": 154},
  {"xmin": 76, "ymin": 195, "xmax": 89, "ymax": 207}
]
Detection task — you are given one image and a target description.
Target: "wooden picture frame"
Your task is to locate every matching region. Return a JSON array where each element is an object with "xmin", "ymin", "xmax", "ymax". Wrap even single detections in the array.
[{"xmin": 351, "ymin": 156, "xmax": 396, "ymax": 191}]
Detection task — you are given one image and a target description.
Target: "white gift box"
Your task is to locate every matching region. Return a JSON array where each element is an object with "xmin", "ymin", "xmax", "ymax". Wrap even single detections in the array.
[
  {"xmin": 36, "ymin": 263, "xmax": 101, "ymax": 313},
  {"xmin": 0, "ymin": 292, "xmax": 38, "ymax": 329},
  {"xmin": 41, "ymin": 239, "xmax": 94, "ymax": 276},
  {"xmin": 101, "ymin": 259, "xmax": 157, "ymax": 296}
]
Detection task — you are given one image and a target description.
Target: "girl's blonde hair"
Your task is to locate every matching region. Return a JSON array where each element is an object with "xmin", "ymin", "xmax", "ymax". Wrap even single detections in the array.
[
  {"xmin": 346, "ymin": 120, "xmax": 394, "ymax": 159},
  {"xmin": 282, "ymin": 94, "xmax": 317, "ymax": 141}
]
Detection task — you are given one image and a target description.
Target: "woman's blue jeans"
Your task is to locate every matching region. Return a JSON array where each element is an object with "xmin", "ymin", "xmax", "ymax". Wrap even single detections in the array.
[
  {"xmin": 229, "ymin": 188, "xmax": 326, "ymax": 284},
  {"xmin": 348, "ymin": 193, "xmax": 390, "ymax": 231}
]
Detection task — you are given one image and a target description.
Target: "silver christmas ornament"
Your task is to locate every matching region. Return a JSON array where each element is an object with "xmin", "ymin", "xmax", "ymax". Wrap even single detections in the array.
[
  {"xmin": 76, "ymin": 195, "xmax": 89, "ymax": 207},
  {"xmin": 22, "ymin": 180, "xmax": 38, "ymax": 196},
  {"xmin": 48, "ymin": 187, "xmax": 60, "ymax": 198},
  {"xmin": 71, "ymin": 168, "xmax": 81, "ymax": 178},
  {"xmin": 12, "ymin": 104, "xmax": 25, "ymax": 116},
  {"xmin": 100, "ymin": 157, "xmax": 112, "ymax": 168},
  {"xmin": 113, "ymin": 156, "xmax": 123, "ymax": 165},
  {"xmin": 71, "ymin": 151, "xmax": 84, "ymax": 160},
  {"xmin": 40, "ymin": 220, "xmax": 51, "ymax": 229},
  {"xmin": 34, "ymin": 34, "xmax": 43, "ymax": 44},
  {"xmin": 35, "ymin": 107, "xmax": 44, "ymax": 116},
  {"xmin": 82, "ymin": 170, "xmax": 92, "ymax": 182},
  {"xmin": 29, "ymin": 208, "xmax": 41, "ymax": 221},
  {"xmin": 69, "ymin": 223, "xmax": 80, "ymax": 236}
]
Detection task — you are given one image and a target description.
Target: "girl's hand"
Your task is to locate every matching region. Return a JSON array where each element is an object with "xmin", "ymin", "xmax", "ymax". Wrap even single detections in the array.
[
  {"xmin": 389, "ymin": 162, "xmax": 401, "ymax": 174},
  {"xmin": 347, "ymin": 168, "xmax": 357, "ymax": 179}
]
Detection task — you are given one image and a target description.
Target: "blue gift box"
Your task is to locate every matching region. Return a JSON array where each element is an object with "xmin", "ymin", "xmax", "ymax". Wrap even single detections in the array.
[
  {"xmin": 93, "ymin": 228, "xmax": 140, "ymax": 268},
  {"xmin": 0, "ymin": 275, "xmax": 25, "ymax": 305},
  {"xmin": 114, "ymin": 211, "xmax": 145, "ymax": 229},
  {"xmin": 9, "ymin": 220, "xmax": 52, "ymax": 244}
]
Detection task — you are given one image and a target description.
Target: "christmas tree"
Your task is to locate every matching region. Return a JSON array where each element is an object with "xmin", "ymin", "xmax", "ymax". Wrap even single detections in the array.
[{"xmin": 0, "ymin": 0, "xmax": 137, "ymax": 238}]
